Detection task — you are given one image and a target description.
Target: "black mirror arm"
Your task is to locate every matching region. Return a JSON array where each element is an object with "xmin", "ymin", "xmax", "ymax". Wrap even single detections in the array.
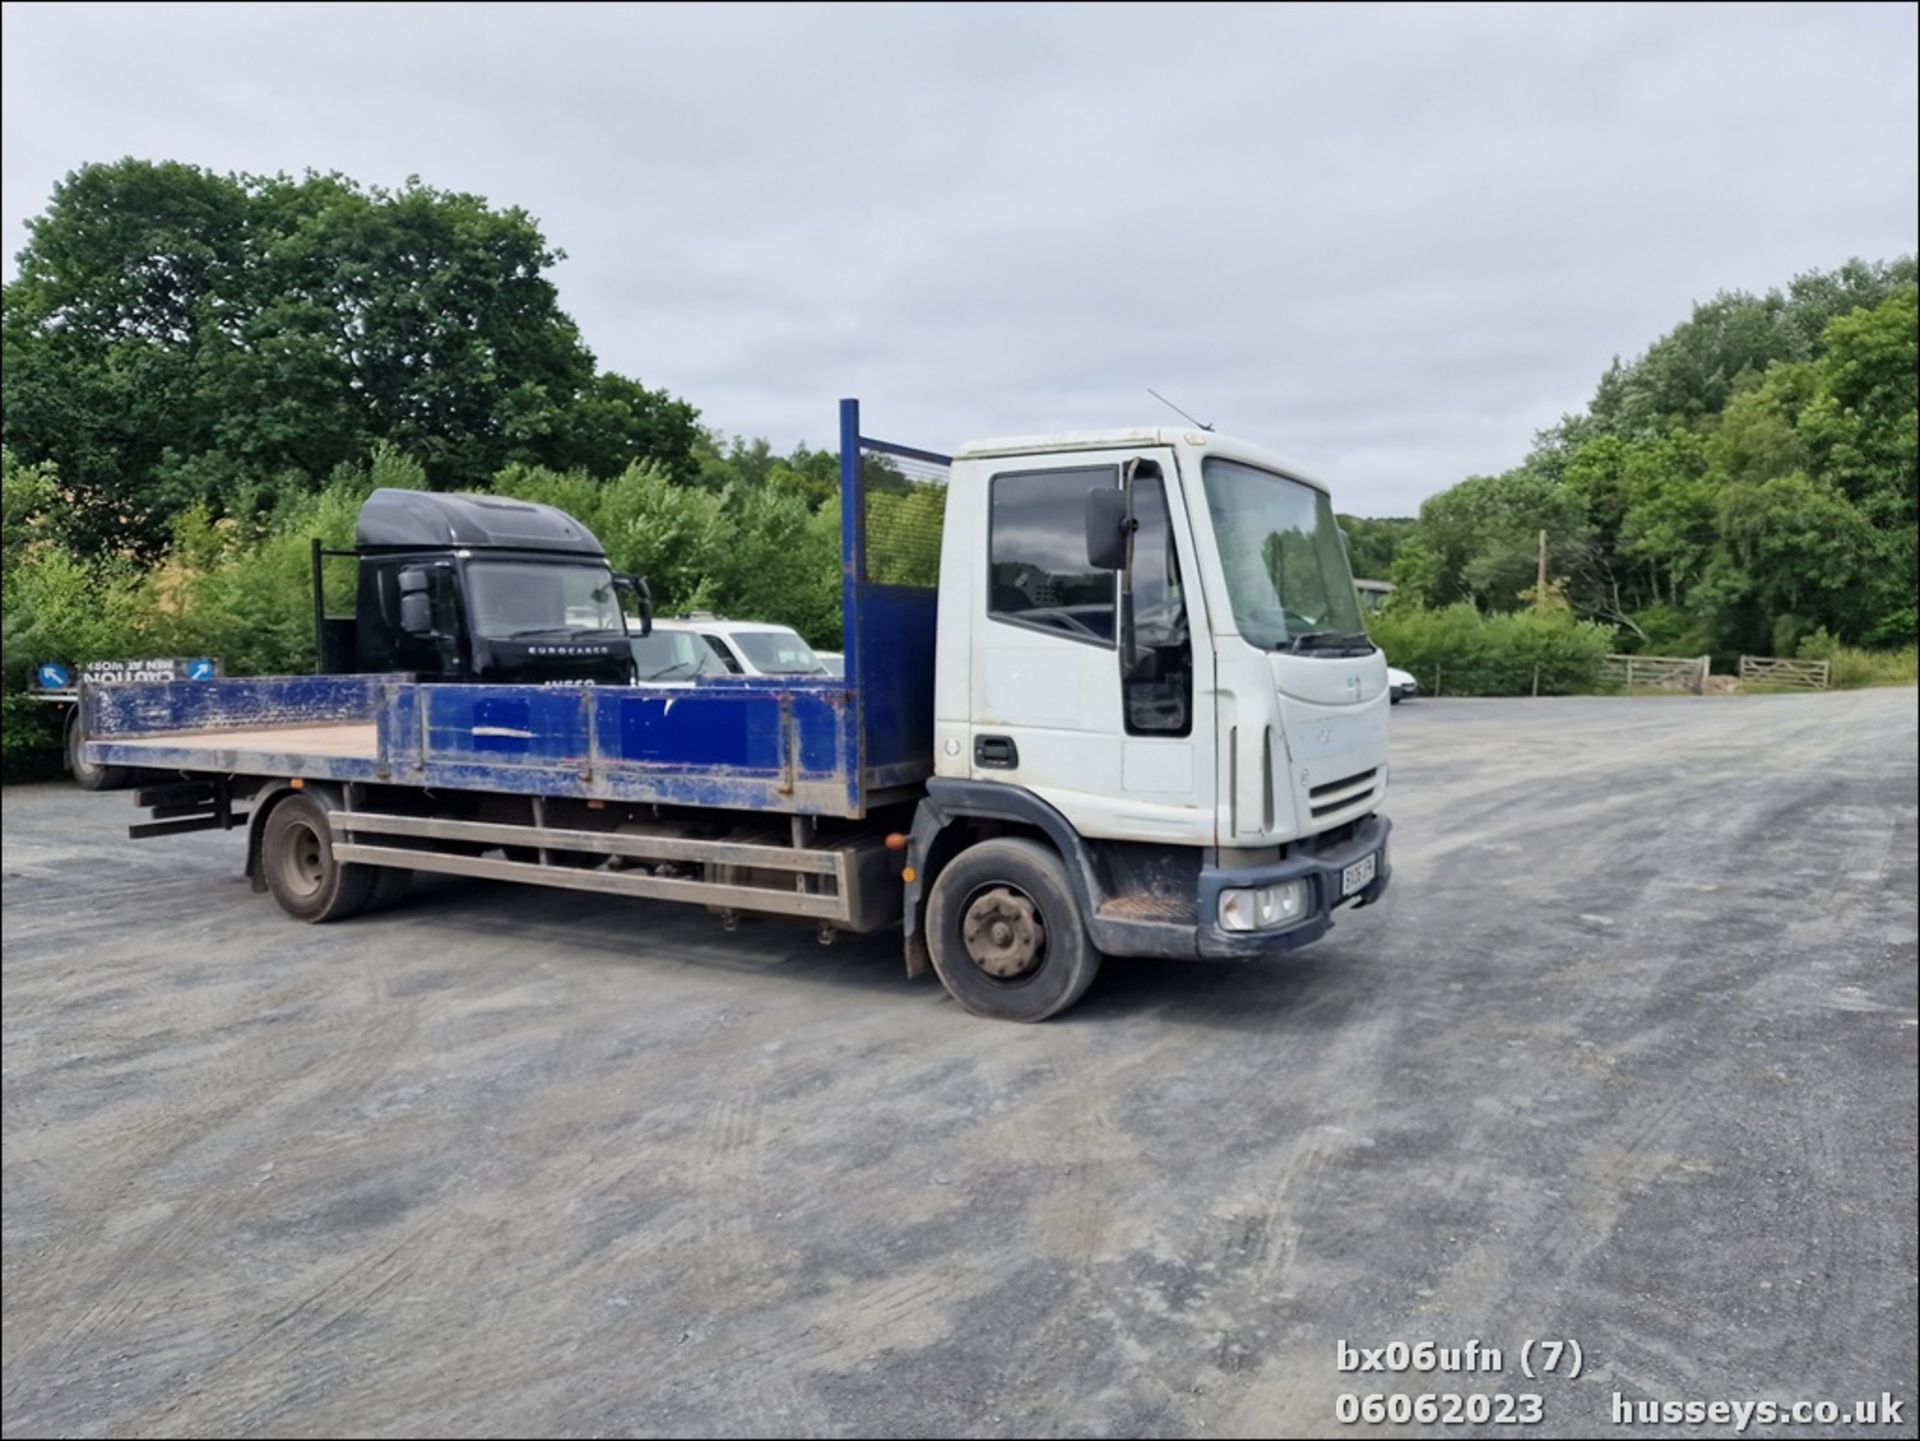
[{"xmin": 616, "ymin": 573, "xmax": 654, "ymax": 637}]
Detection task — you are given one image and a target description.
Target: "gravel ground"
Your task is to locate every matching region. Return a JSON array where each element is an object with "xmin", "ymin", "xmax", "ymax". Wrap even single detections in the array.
[{"xmin": 3, "ymin": 690, "xmax": 1915, "ymax": 1438}]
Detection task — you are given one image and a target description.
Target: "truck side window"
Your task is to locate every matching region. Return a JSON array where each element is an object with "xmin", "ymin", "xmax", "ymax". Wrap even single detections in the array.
[
  {"xmin": 1124, "ymin": 471, "xmax": 1192, "ymax": 736},
  {"xmin": 988, "ymin": 466, "xmax": 1118, "ymax": 645}
]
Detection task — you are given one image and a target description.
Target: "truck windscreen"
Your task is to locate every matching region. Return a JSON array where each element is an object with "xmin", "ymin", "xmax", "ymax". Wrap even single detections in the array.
[
  {"xmin": 1201, "ymin": 458, "xmax": 1366, "ymax": 650},
  {"xmin": 466, "ymin": 562, "xmax": 623, "ymax": 639}
]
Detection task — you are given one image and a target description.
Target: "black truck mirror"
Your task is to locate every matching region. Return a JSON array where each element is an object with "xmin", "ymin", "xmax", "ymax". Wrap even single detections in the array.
[
  {"xmin": 617, "ymin": 573, "xmax": 653, "ymax": 637},
  {"xmin": 399, "ymin": 591, "xmax": 434, "ymax": 636},
  {"xmin": 1085, "ymin": 488, "xmax": 1131, "ymax": 571},
  {"xmin": 397, "ymin": 567, "xmax": 436, "ymax": 636}
]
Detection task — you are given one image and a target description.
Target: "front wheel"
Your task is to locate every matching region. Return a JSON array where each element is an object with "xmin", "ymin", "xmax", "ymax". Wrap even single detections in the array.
[
  {"xmin": 925, "ymin": 837, "xmax": 1102, "ymax": 1022},
  {"xmin": 260, "ymin": 792, "xmax": 376, "ymax": 922}
]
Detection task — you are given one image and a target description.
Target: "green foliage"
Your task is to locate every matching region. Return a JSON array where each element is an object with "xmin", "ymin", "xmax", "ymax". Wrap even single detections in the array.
[
  {"xmin": 2, "ymin": 450, "xmax": 153, "ymax": 774},
  {"xmin": 1381, "ymin": 263, "xmax": 1917, "ymax": 657},
  {"xmin": 2, "ymin": 160, "xmax": 700, "ymax": 555},
  {"xmin": 1825, "ymin": 647, "xmax": 1919, "ymax": 690},
  {"xmin": 1389, "ymin": 469, "xmax": 1588, "ymax": 611},
  {"xmin": 1368, "ymin": 603, "xmax": 1616, "ymax": 696},
  {"xmin": 1789, "ymin": 629, "xmax": 1915, "ymax": 688},
  {"xmin": 1582, "ymin": 257, "xmax": 1915, "ymax": 437},
  {"xmin": 491, "ymin": 459, "xmax": 845, "ymax": 646},
  {"xmin": 1337, "ymin": 515, "xmax": 1415, "ymax": 581}
]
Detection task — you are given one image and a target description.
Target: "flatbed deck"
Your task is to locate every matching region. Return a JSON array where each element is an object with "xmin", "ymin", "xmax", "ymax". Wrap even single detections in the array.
[{"xmin": 109, "ymin": 723, "xmax": 378, "ymax": 761}]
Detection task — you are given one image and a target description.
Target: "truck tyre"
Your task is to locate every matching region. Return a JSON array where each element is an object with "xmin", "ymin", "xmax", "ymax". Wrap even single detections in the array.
[
  {"xmin": 368, "ymin": 867, "xmax": 412, "ymax": 912},
  {"xmin": 65, "ymin": 710, "xmax": 130, "ymax": 792},
  {"xmin": 925, "ymin": 837, "xmax": 1102, "ymax": 1022},
  {"xmin": 260, "ymin": 792, "xmax": 376, "ymax": 923}
]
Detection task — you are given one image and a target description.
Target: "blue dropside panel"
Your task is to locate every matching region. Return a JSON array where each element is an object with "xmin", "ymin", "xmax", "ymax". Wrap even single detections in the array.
[
  {"xmin": 424, "ymin": 686, "xmax": 592, "ymax": 763},
  {"xmin": 84, "ymin": 674, "xmax": 385, "ymax": 737},
  {"xmin": 374, "ymin": 678, "xmax": 861, "ymax": 815},
  {"xmin": 620, "ymin": 689, "xmax": 763, "ymax": 766}
]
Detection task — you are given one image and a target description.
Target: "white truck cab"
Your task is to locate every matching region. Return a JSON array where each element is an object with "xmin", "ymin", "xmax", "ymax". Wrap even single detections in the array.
[{"xmin": 909, "ymin": 424, "xmax": 1390, "ymax": 980}]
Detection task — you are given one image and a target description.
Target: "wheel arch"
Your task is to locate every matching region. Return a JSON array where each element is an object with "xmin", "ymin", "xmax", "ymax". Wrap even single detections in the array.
[{"xmin": 902, "ymin": 780, "xmax": 1105, "ymax": 976}]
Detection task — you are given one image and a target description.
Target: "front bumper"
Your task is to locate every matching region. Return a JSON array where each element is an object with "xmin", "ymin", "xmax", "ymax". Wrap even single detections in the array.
[{"xmin": 1193, "ymin": 813, "xmax": 1392, "ymax": 960}]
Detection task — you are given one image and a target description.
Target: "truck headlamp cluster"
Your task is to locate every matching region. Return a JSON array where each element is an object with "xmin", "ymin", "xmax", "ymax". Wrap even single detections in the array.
[{"xmin": 1218, "ymin": 879, "xmax": 1309, "ymax": 932}]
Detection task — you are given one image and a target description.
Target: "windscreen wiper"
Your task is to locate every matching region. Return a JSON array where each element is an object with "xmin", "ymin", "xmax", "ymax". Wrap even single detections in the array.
[{"xmin": 1283, "ymin": 631, "xmax": 1373, "ymax": 654}]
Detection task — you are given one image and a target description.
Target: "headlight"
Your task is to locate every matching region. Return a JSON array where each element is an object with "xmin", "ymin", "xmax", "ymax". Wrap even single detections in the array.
[{"xmin": 1218, "ymin": 878, "xmax": 1309, "ymax": 932}]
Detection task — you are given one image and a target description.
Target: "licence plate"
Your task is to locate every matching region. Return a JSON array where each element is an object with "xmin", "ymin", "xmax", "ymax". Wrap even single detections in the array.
[{"xmin": 1341, "ymin": 852, "xmax": 1377, "ymax": 897}]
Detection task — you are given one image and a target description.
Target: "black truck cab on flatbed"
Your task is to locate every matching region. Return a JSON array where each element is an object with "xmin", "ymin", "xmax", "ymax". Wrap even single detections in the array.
[{"xmin": 317, "ymin": 488, "xmax": 642, "ymax": 688}]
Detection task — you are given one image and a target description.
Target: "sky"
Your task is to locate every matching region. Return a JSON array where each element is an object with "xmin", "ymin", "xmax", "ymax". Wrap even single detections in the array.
[{"xmin": 3, "ymin": 2, "xmax": 1915, "ymax": 517}]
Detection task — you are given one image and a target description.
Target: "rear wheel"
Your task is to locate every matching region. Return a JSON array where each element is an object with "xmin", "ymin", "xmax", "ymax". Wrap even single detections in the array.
[
  {"xmin": 65, "ymin": 710, "xmax": 130, "ymax": 792},
  {"xmin": 368, "ymin": 867, "xmax": 412, "ymax": 911},
  {"xmin": 261, "ymin": 792, "xmax": 376, "ymax": 922},
  {"xmin": 925, "ymin": 837, "xmax": 1101, "ymax": 1022}
]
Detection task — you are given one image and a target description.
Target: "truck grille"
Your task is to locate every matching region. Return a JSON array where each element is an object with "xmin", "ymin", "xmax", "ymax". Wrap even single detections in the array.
[{"xmin": 1309, "ymin": 767, "xmax": 1378, "ymax": 819}]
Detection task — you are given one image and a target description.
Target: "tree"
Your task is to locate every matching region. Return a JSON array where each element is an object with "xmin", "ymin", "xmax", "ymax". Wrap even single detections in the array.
[
  {"xmin": 1384, "ymin": 260, "xmax": 1916, "ymax": 654},
  {"xmin": 1582, "ymin": 257, "xmax": 1915, "ymax": 440},
  {"xmin": 2, "ymin": 160, "xmax": 699, "ymax": 553},
  {"xmin": 1389, "ymin": 467, "xmax": 1588, "ymax": 611},
  {"xmin": 1336, "ymin": 515, "xmax": 1416, "ymax": 581}
]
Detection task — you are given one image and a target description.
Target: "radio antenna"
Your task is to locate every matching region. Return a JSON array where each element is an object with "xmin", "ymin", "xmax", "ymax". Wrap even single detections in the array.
[{"xmin": 1147, "ymin": 388, "xmax": 1214, "ymax": 432}]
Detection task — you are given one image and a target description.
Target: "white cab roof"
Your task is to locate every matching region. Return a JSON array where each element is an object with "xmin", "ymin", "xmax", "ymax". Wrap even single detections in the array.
[{"xmin": 953, "ymin": 427, "xmax": 1331, "ymax": 494}]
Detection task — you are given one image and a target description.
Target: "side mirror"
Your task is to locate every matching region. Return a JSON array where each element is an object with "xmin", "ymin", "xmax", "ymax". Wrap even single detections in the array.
[
  {"xmin": 399, "ymin": 590, "xmax": 435, "ymax": 636},
  {"xmin": 1085, "ymin": 488, "xmax": 1131, "ymax": 571},
  {"xmin": 617, "ymin": 573, "xmax": 653, "ymax": 637},
  {"xmin": 397, "ymin": 567, "xmax": 436, "ymax": 636}
]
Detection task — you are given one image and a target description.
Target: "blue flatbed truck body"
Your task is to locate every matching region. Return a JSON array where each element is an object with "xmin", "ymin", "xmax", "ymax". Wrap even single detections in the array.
[{"xmin": 84, "ymin": 403, "xmax": 940, "ymax": 821}]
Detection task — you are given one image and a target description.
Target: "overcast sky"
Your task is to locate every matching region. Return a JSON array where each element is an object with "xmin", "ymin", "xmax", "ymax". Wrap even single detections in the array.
[{"xmin": 3, "ymin": 2, "xmax": 1914, "ymax": 515}]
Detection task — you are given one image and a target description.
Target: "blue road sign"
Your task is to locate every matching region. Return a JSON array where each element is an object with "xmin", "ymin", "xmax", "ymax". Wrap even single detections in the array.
[
  {"xmin": 188, "ymin": 658, "xmax": 217, "ymax": 681},
  {"xmin": 36, "ymin": 662, "xmax": 72, "ymax": 690}
]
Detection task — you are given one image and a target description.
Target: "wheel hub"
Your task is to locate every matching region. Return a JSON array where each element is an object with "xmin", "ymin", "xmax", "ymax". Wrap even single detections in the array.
[
  {"xmin": 283, "ymin": 822, "xmax": 326, "ymax": 897},
  {"xmin": 961, "ymin": 886, "xmax": 1045, "ymax": 979}
]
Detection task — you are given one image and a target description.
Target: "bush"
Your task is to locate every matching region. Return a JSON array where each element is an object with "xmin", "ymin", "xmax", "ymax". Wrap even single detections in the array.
[
  {"xmin": 1783, "ymin": 629, "xmax": 1913, "ymax": 687},
  {"xmin": 3, "ymin": 449, "xmax": 159, "ymax": 777},
  {"xmin": 493, "ymin": 460, "xmax": 845, "ymax": 646},
  {"xmin": 1825, "ymin": 646, "xmax": 1918, "ymax": 689},
  {"xmin": 1369, "ymin": 603, "xmax": 1616, "ymax": 696}
]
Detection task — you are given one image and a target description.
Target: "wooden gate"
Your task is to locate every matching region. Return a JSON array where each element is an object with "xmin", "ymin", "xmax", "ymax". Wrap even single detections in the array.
[
  {"xmin": 1600, "ymin": 654, "xmax": 1711, "ymax": 694},
  {"xmin": 1738, "ymin": 656, "xmax": 1831, "ymax": 690}
]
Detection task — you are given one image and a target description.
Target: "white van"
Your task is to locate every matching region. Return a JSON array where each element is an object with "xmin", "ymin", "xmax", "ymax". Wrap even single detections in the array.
[{"xmin": 636, "ymin": 614, "xmax": 831, "ymax": 679}]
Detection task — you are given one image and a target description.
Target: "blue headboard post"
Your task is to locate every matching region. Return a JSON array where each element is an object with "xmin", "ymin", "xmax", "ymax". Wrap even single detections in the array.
[{"xmin": 838, "ymin": 397, "xmax": 866, "ymax": 817}]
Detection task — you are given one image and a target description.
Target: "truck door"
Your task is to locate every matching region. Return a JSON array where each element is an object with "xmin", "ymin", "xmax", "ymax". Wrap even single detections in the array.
[{"xmin": 970, "ymin": 448, "xmax": 1213, "ymax": 844}]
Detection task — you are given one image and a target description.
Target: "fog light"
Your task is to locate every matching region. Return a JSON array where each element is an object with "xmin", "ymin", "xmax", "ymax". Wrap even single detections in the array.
[{"xmin": 1218, "ymin": 879, "xmax": 1309, "ymax": 932}]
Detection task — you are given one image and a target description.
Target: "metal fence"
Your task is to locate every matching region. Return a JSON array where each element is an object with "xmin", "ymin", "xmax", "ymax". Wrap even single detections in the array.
[
  {"xmin": 856, "ymin": 443, "xmax": 948, "ymax": 588},
  {"xmin": 1738, "ymin": 655, "xmax": 1831, "ymax": 690}
]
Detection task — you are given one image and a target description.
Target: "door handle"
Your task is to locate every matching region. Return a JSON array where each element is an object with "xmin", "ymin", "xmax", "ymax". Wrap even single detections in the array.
[{"xmin": 974, "ymin": 735, "xmax": 1019, "ymax": 769}]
